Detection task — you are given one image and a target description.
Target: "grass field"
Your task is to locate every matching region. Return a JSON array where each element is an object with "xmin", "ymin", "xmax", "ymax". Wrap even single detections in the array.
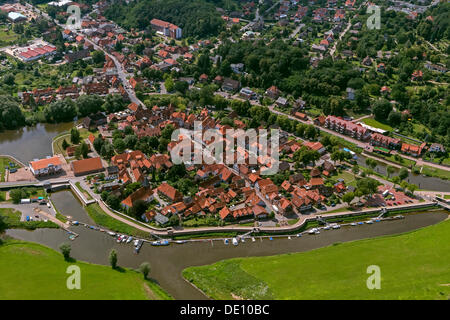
[
  {"xmin": 85, "ymin": 204, "xmax": 150, "ymax": 238},
  {"xmin": 0, "ymin": 156, "xmax": 21, "ymax": 182},
  {"xmin": 0, "ymin": 208, "xmax": 58, "ymax": 230},
  {"xmin": 183, "ymin": 218, "xmax": 450, "ymax": 300},
  {"xmin": 421, "ymin": 165, "xmax": 450, "ymax": 180},
  {"xmin": 75, "ymin": 182, "xmax": 93, "ymax": 200},
  {"xmin": 0, "ymin": 240, "xmax": 172, "ymax": 300},
  {"xmin": 361, "ymin": 118, "xmax": 393, "ymax": 132}
]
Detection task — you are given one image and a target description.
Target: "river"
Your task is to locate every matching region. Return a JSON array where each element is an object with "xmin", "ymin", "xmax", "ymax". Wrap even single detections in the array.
[
  {"xmin": 5, "ymin": 190, "xmax": 449, "ymax": 299},
  {"xmin": 0, "ymin": 122, "xmax": 76, "ymax": 164}
]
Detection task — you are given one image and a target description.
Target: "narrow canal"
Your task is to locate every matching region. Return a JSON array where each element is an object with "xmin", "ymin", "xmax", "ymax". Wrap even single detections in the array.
[{"xmin": 6, "ymin": 191, "xmax": 449, "ymax": 299}]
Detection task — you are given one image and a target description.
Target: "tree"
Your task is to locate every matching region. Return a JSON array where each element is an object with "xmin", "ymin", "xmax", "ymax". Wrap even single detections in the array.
[
  {"xmin": 0, "ymin": 96, "xmax": 25, "ymax": 130},
  {"xmin": 372, "ymin": 99, "xmax": 392, "ymax": 121},
  {"xmin": 386, "ymin": 165, "xmax": 395, "ymax": 178},
  {"xmin": 9, "ymin": 189, "xmax": 25, "ymax": 204},
  {"xmin": 398, "ymin": 168, "xmax": 409, "ymax": 181},
  {"xmin": 407, "ymin": 183, "xmax": 418, "ymax": 195},
  {"xmin": 365, "ymin": 158, "xmax": 377, "ymax": 170},
  {"xmin": 356, "ymin": 177, "xmax": 379, "ymax": 198},
  {"xmin": 93, "ymin": 137, "xmax": 104, "ymax": 153},
  {"xmin": 62, "ymin": 139, "xmax": 69, "ymax": 151},
  {"xmin": 70, "ymin": 127, "xmax": 81, "ymax": 144},
  {"xmin": 113, "ymin": 138, "xmax": 126, "ymax": 153},
  {"xmin": 109, "ymin": 249, "xmax": 118, "ymax": 269},
  {"xmin": 92, "ymin": 50, "xmax": 105, "ymax": 64},
  {"xmin": 352, "ymin": 165, "xmax": 360, "ymax": 175},
  {"xmin": 139, "ymin": 262, "xmax": 151, "ymax": 279},
  {"xmin": 392, "ymin": 176, "xmax": 400, "ymax": 188},
  {"xmin": 0, "ymin": 214, "xmax": 7, "ymax": 235},
  {"xmin": 106, "ymin": 194, "xmax": 121, "ymax": 210},
  {"xmin": 129, "ymin": 200, "xmax": 148, "ymax": 219},
  {"xmin": 342, "ymin": 192, "xmax": 355, "ymax": 206},
  {"xmin": 59, "ymin": 242, "xmax": 71, "ymax": 261},
  {"xmin": 76, "ymin": 141, "xmax": 89, "ymax": 159}
]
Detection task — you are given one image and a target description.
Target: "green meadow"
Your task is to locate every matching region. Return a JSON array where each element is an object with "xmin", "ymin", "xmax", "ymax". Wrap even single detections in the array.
[{"xmin": 183, "ymin": 217, "xmax": 450, "ymax": 300}]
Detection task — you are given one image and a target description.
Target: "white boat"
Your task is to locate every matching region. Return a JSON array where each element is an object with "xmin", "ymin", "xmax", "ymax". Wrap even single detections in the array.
[
  {"xmin": 126, "ymin": 236, "xmax": 133, "ymax": 243},
  {"xmin": 288, "ymin": 236, "xmax": 291, "ymax": 240},
  {"xmin": 116, "ymin": 235, "xmax": 122, "ymax": 243},
  {"xmin": 121, "ymin": 235, "xmax": 127, "ymax": 243},
  {"xmin": 350, "ymin": 222, "xmax": 357, "ymax": 226},
  {"xmin": 296, "ymin": 233, "xmax": 302, "ymax": 237},
  {"xmin": 241, "ymin": 238, "xmax": 245, "ymax": 243},
  {"xmin": 308, "ymin": 228, "xmax": 318, "ymax": 234},
  {"xmin": 366, "ymin": 220, "xmax": 374, "ymax": 224},
  {"xmin": 133, "ymin": 239, "xmax": 139, "ymax": 246},
  {"xmin": 224, "ymin": 239, "xmax": 229, "ymax": 245},
  {"xmin": 151, "ymin": 240, "xmax": 169, "ymax": 246},
  {"xmin": 251, "ymin": 237, "xmax": 255, "ymax": 242},
  {"xmin": 324, "ymin": 226, "xmax": 331, "ymax": 230},
  {"xmin": 332, "ymin": 224, "xmax": 340, "ymax": 229},
  {"xmin": 108, "ymin": 231, "xmax": 116, "ymax": 236},
  {"xmin": 175, "ymin": 240, "xmax": 187, "ymax": 244},
  {"xmin": 315, "ymin": 230, "xmax": 321, "ymax": 234},
  {"xmin": 232, "ymin": 238, "xmax": 239, "ymax": 246}
]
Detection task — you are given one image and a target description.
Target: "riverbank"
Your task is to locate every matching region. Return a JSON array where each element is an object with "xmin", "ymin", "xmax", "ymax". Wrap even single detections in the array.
[
  {"xmin": 0, "ymin": 239, "xmax": 172, "ymax": 300},
  {"xmin": 6, "ymin": 209, "xmax": 447, "ymax": 299},
  {"xmin": 183, "ymin": 212, "xmax": 450, "ymax": 300}
]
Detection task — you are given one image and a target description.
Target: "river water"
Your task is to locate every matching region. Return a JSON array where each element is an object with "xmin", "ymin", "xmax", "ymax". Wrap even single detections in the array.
[
  {"xmin": 5, "ymin": 191, "xmax": 449, "ymax": 299},
  {"xmin": 0, "ymin": 122, "xmax": 76, "ymax": 164}
]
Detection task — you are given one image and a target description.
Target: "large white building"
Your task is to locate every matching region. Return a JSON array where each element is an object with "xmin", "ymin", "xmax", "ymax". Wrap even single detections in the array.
[{"xmin": 29, "ymin": 156, "xmax": 62, "ymax": 177}]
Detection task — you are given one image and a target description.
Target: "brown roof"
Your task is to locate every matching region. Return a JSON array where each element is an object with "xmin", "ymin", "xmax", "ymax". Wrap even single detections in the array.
[
  {"xmin": 30, "ymin": 156, "xmax": 62, "ymax": 171},
  {"xmin": 71, "ymin": 157, "xmax": 104, "ymax": 175}
]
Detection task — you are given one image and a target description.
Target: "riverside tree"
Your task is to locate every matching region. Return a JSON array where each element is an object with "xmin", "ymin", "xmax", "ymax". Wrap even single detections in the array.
[
  {"xmin": 109, "ymin": 249, "xmax": 118, "ymax": 269},
  {"xmin": 139, "ymin": 262, "xmax": 151, "ymax": 279},
  {"xmin": 59, "ymin": 242, "xmax": 71, "ymax": 261}
]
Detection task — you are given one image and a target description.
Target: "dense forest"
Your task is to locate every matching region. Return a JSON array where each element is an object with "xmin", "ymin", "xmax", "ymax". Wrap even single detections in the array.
[{"xmin": 104, "ymin": 0, "xmax": 226, "ymax": 38}]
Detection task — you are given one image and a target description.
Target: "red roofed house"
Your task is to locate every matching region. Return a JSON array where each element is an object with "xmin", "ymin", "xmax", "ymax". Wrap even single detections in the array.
[
  {"xmin": 71, "ymin": 157, "xmax": 105, "ymax": 176},
  {"xmin": 121, "ymin": 187, "xmax": 155, "ymax": 210},
  {"xmin": 29, "ymin": 156, "xmax": 62, "ymax": 177},
  {"xmin": 157, "ymin": 182, "xmax": 182, "ymax": 202}
]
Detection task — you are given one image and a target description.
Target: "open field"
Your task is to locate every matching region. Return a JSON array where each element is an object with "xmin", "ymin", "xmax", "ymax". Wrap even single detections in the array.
[
  {"xmin": 183, "ymin": 217, "xmax": 450, "ymax": 300},
  {"xmin": 360, "ymin": 118, "xmax": 393, "ymax": 132},
  {"xmin": 421, "ymin": 165, "xmax": 450, "ymax": 180},
  {"xmin": 0, "ymin": 208, "xmax": 58, "ymax": 230},
  {"xmin": 85, "ymin": 203, "xmax": 149, "ymax": 238},
  {"xmin": 0, "ymin": 156, "xmax": 21, "ymax": 182},
  {"xmin": 0, "ymin": 240, "xmax": 172, "ymax": 300}
]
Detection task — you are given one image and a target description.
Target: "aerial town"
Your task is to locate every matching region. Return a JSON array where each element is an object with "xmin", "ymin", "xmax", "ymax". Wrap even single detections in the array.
[{"xmin": 0, "ymin": 0, "xmax": 449, "ymax": 304}]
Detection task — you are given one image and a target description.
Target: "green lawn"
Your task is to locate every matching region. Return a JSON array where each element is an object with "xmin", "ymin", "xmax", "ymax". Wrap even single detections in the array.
[
  {"xmin": 75, "ymin": 182, "xmax": 93, "ymax": 200},
  {"xmin": 183, "ymin": 217, "xmax": 450, "ymax": 300},
  {"xmin": 0, "ymin": 156, "xmax": 21, "ymax": 182},
  {"xmin": 0, "ymin": 240, "xmax": 172, "ymax": 300},
  {"xmin": 0, "ymin": 208, "xmax": 58, "ymax": 230},
  {"xmin": 85, "ymin": 204, "xmax": 149, "ymax": 238},
  {"xmin": 421, "ymin": 165, "xmax": 450, "ymax": 180},
  {"xmin": 361, "ymin": 118, "xmax": 393, "ymax": 132}
]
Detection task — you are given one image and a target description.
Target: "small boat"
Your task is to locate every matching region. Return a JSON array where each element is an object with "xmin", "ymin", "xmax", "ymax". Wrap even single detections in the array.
[
  {"xmin": 315, "ymin": 230, "xmax": 321, "ymax": 234},
  {"xmin": 108, "ymin": 231, "xmax": 116, "ymax": 237},
  {"xmin": 151, "ymin": 240, "xmax": 169, "ymax": 246},
  {"xmin": 116, "ymin": 235, "xmax": 122, "ymax": 243},
  {"xmin": 121, "ymin": 235, "xmax": 127, "ymax": 243},
  {"xmin": 357, "ymin": 222, "xmax": 364, "ymax": 225},
  {"xmin": 241, "ymin": 238, "xmax": 245, "ymax": 243},
  {"xmin": 288, "ymin": 236, "xmax": 291, "ymax": 240},
  {"xmin": 72, "ymin": 221, "xmax": 79, "ymax": 226},
  {"xmin": 126, "ymin": 236, "xmax": 133, "ymax": 243},
  {"xmin": 251, "ymin": 237, "xmax": 256, "ymax": 242},
  {"xmin": 350, "ymin": 223, "xmax": 357, "ymax": 226},
  {"xmin": 308, "ymin": 228, "xmax": 318, "ymax": 234},
  {"xmin": 89, "ymin": 226, "xmax": 95, "ymax": 230},
  {"xmin": 175, "ymin": 240, "xmax": 187, "ymax": 244},
  {"xmin": 374, "ymin": 219, "xmax": 381, "ymax": 222},
  {"xmin": 224, "ymin": 239, "xmax": 229, "ymax": 245},
  {"xmin": 232, "ymin": 238, "xmax": 239, "ymax": 246},
  {"xmin": 269, "ymin": 237, "xmax": 273, "ymax": 241},
  {"xmin": 69, "ymin": 234, "xmax": 76, "ymax": 241},
  {"xmin": 323, "ymin": 226, "xmax": 331, "ymax": 230},
  {"xmin": 332, "ymin": 224, "xmax": 340, "ymax": 229},
  {"xmin": 366, "ymin": 220, "xmax": 374, "ymax": 224},
  {"xmin": 296, "ymin": 233, "xmax": 302, "ymax": 237},
  {"xmin": 133, "ymin": 239, "xmax": 139, "ymax": 246},
  {"xmin": 99, "ymin": 229, "xmax": 105, "ymax": 232}
]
